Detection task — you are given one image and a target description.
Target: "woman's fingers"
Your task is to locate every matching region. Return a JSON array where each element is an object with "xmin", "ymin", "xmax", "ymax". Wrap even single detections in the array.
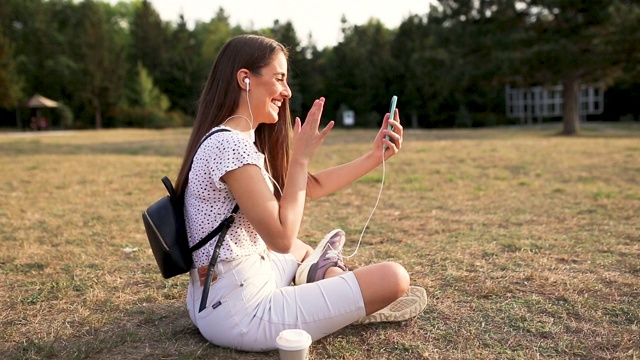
[
  {"xmin": 385, "ymin": 119, "xmax": 403, "ymax": 146},
  {"xmin": 318, "ymin": 120, "xmax": 335, "ymax": 139},
  {"xmin": 380, "ymin": 110, "xmax": 403, "ymax": 159},
  {"xmin": 302, "ymin": 97, "xmax": 325, "ymax": 132},
  {"xmin": 291, "ymin": 98, "xmax": 332, "ymax": 161},
  {"xmin": 294, "ymin": 116, "xmax": 302, "ymax": 133}
]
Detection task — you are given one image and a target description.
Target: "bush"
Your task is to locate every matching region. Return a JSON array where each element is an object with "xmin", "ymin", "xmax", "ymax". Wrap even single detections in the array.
[
  {"xmin": 471, "ymin": 112, "xmax": 509, "ymax": 127},
  {"xmin": 620, "ymin": 113, "xmax": 637, "ymax": 122},
  {"xmin": 56, "ymin": 103, "xmax": 74, "ymax": 129},
  {"xmin": 454, "ymin": 106, "xmax": 472, "ymax": 128},
  {"xmin": 108, "ymin": 108, "xmax": 192, "ymax": 129}
]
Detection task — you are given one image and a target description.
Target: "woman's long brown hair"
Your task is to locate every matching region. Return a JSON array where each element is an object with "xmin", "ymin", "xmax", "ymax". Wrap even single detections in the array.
[{"xmin": 175, "ymin": 34, "xmax": 292, "ymax": 200}]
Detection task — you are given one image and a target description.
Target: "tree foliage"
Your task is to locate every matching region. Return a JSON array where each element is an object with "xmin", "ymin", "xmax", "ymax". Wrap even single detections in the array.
[
  {"xmin": 0, "ymin": 0, "xmax": 638, "ymax": 131},
  {"xmin": 75, "ymin": 0, "xmax": 126, "ymax": 128},
  {"xmin": 0, "ymin": 27, "xmax": 22, "ymax": 108},
  {"xmin": 432, "ymin": 0, "xmax": 640, "ymax": 134}
]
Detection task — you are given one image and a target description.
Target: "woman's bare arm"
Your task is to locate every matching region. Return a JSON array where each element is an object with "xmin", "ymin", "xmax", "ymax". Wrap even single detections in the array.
[
  {"xmin": 223, "ymin": 98, "xmax": 333, "ymax": 253},
  {"xmin": 307, "ymin": 113, "xmax": 403, "ymax": 199}
]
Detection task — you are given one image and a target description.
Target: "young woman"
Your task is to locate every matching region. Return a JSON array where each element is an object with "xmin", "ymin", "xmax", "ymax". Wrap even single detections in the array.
[{"xmin": 175, "ymin": 34, "xmax": 426, "ymax": 352}]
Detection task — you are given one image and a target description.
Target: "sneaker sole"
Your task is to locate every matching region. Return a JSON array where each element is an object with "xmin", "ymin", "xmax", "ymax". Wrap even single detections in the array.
[
  {"xmin": 353, "ymin": 286, "xmax": 428, "ymax": 325},
  {"xmin": 294, "ymin": 229, "xmax": 345, "ymax": 285}
]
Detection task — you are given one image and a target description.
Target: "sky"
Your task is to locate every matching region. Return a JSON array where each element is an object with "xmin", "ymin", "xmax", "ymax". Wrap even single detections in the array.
[{"xmin": 121, "ymin": 0, "xmax": 435, "ymax": 49}]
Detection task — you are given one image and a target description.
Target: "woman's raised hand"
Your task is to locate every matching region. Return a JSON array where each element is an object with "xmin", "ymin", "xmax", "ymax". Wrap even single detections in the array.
[{"xmin": 292, "ymin": 97, "xmax": 334, "ymax": 163}]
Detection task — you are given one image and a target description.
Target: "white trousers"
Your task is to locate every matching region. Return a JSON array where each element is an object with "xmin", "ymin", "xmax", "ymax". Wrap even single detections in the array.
[{"xmin": 186, "ymin": 250, "xmax": 366, "ymax": 352}]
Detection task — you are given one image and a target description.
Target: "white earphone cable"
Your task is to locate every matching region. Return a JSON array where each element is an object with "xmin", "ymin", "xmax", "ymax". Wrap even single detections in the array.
[
  {"xmin": 243, "ymin": 81, "xmax": 284, "ymax": 196},
  {"xmin": 222, "ymin": 81, "xmax": 255, "ymax": 140},
  {"xmin": 245, "ymin": 84, "xmax": 254, "ymax": 126},
  {"xmin": 343, "ymin": 146, "xmax": 386, "ymax": 259}
]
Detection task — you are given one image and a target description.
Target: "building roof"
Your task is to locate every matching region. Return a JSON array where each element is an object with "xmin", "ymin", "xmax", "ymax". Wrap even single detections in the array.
[{"xmin": 26, "ymin": 94, "xmax": 59, "ymax": 108}]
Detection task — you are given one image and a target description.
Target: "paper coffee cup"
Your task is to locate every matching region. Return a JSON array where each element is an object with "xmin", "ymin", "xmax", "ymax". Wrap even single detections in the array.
[{"xmin": 275, "ymin": 329, "xmax": 312, "ymax": 360}]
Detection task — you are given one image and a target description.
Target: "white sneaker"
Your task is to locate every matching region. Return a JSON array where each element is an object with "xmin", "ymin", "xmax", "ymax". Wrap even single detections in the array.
[
  {"xmin": 352, "ymin": 285, "xmax": 428, "ymax": 325},
  {"xmin": 295, "ymin": 229, "xmax": 347, "ymax": 285}
]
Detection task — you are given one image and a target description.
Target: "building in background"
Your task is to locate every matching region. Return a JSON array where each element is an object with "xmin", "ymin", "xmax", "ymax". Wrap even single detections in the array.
[{"xmin": 505, "ymin": 85, "xmax": 604, "ymax": 125}]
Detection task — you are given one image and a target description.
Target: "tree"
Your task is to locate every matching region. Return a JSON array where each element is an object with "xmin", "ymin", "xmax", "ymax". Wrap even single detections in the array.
[
  {"xmin": 1, "ymin": 0, "xmax": 64, "ymax": 104},
  {"xmin": 428, "ymin": 0, "xmax": 524, "ymax": 127},
  {"xmin": 516, "ymin": 0, "xmax": 639, "ymax": 134},
  {"xmin": 161, "ymin": 14, "xmax": 204, "ymax": 115},
  {"xmin": 75, "ymin": 0, "xmax": 126, "ymax": 128},
  {"xmin": 0, "ymin": 27, "xmax": 23, "ymax": 110},
  {"xmin": 392, "ymin": 12, "xmax": 462, "ymax": 128},
  {"xmin": 328, "ymin": 17, "xmax": 395, "ymax": 127},
  {"xmin": 271, "ymin": 20, "xmax": 305, "ymax": 116},
  {"xmin": 1, "ymin": 0, "xmax": 87, "ymax": 127},
  {"xmin": 137, "ymin": 62, "xmax": 170, "ymax": 111},
  {"xmin": 195, "ymin": 8, "xmax": 238, "ymax": 67},
  {"xmin": 130, "ymin": 0, "xmax": 167, "ymax": 79},
  {"xmin": 295, "ymin": 40, "xmax": 329, "ymax": 120},
  {"xmin": 436, "ymin": 0, "xmax": 640, "ymax": 134}
]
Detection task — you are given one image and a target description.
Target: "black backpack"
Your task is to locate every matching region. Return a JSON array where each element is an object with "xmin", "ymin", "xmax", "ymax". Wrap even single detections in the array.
[{"xmin": 142, "ymin": 129, "xmax": 238, "ymax": 279}]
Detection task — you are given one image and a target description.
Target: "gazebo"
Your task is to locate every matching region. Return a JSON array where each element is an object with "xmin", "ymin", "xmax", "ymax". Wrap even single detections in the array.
[{"xmin": 26, "ymin": 94, "xmax": 59, "ymax": 130}]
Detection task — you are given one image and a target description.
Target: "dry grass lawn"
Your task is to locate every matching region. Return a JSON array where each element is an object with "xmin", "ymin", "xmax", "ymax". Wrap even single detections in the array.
[{"xmin": 0, "ymin": 123, "xmax": 638, "ymax": 359}]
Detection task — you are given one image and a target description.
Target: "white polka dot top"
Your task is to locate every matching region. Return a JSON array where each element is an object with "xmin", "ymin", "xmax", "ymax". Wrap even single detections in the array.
[{"xmin": 184, "ymin": 126, "xmax": 271, "ymax": 268}]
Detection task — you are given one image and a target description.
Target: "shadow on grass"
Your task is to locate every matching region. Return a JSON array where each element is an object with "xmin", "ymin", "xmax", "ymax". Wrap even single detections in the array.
[
  {"xmin": 328, "ymin": 122, "xmax": 640, "ymax": 145},
  {"xmin": 1, "ymin": 123, "xmax": 639, "ymax": 157},
  {"xmin": 6, "ymin": 303, "xmax": 279, "ymax": 360},
  {"xmin": 0, "ymin": 138, "xmax": 188, "ymax": 158},
  {"xmin": 5, "ymin": 293, "xmax": 427, "ymax": 360},
  {"xmin": 521, "ymin": 122, "xmax": 640, "ymax": 139}
]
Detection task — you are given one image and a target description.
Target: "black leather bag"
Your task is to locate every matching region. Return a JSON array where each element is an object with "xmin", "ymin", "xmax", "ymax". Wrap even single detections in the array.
[{"xmin": 141, "ymin": 129, "xmax": 237, "ymax": 279}]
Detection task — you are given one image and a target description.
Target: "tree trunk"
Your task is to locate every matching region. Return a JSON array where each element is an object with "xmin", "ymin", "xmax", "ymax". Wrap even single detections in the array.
[
  {"xmin": 95, "ymin": 103, "xmax": 102, "ymax": 129},
  {"xmin": 411, "ymin": 110, "xmax": 419, "ymax": 129},
  {"xmin": 16, "ymin": 108, "xmax": 22, "ymax": 130},
  {"xmin": 562, "ymin": 75, "xmax": 580, "ymax": 135}
]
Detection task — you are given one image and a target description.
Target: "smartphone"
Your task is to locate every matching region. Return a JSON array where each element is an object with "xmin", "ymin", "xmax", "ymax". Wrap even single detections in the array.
[{"xmin": 385, "ymin": 95, "xmax": 397, "ymax": 142}]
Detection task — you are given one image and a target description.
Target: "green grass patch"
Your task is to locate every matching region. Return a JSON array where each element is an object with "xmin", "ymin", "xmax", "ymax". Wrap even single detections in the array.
[{"xmin": 1, "ymin": 124, "xmax": 639, "ymax": 359}]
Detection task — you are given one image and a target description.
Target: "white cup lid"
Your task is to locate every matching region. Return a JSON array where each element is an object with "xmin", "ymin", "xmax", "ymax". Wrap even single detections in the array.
[{"xmin": 275, "ymin": 329, "xmax": 312, "ymax": 351}]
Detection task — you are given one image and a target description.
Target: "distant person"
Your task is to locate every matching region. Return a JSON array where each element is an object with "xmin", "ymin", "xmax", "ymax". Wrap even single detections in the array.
[
  {"xmin": 174, "ymin": 34, "xmax": 427, "ymax": 352},
  {"xmin": 39, "ymin": 117, "xmax": 48, "ymax": 130}
]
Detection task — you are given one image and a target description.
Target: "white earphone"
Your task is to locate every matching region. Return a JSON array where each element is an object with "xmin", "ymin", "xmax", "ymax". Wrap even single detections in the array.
[{"xmin": 244, "ymin": 77, "xmax": 250, "ymax": 91}]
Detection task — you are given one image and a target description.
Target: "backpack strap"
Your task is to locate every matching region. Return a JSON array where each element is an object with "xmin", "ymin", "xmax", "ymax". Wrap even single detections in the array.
[
  {"xmin": 189, "ymin": 204, "xmax": 239, "ymax": 253},
  {"xmin": 161, "ymin": 176, "xmax": 177, "ymax": 199},
  {"xmin": 183, "ymin": 128, "xmax": 236, "ymax": 254},
  {"xmin": 198, "ymin": 205, "xmax": 238, "ymax": 312},
  {"xmin": 186, "ymin": 128, "xmax": 231, "ymax": 178},
  {"xmin": 185, "ymin": 128, "xmax": 247, "ymax": 313}
]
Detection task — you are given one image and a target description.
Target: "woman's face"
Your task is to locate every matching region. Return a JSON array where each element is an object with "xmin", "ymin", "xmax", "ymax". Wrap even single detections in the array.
[{"xmin": 249, "ymin": 52, "xmax": 291, "ymax": 124}]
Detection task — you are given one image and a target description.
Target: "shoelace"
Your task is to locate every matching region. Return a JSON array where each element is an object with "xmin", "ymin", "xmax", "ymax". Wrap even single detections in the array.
[
  {"xmin": 324, "ymin": 247, "xmax": 342, "ymax": 260},
  {"xmin": 323, "ymin": 243, "xmax": 347, "ymax": 269}
]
